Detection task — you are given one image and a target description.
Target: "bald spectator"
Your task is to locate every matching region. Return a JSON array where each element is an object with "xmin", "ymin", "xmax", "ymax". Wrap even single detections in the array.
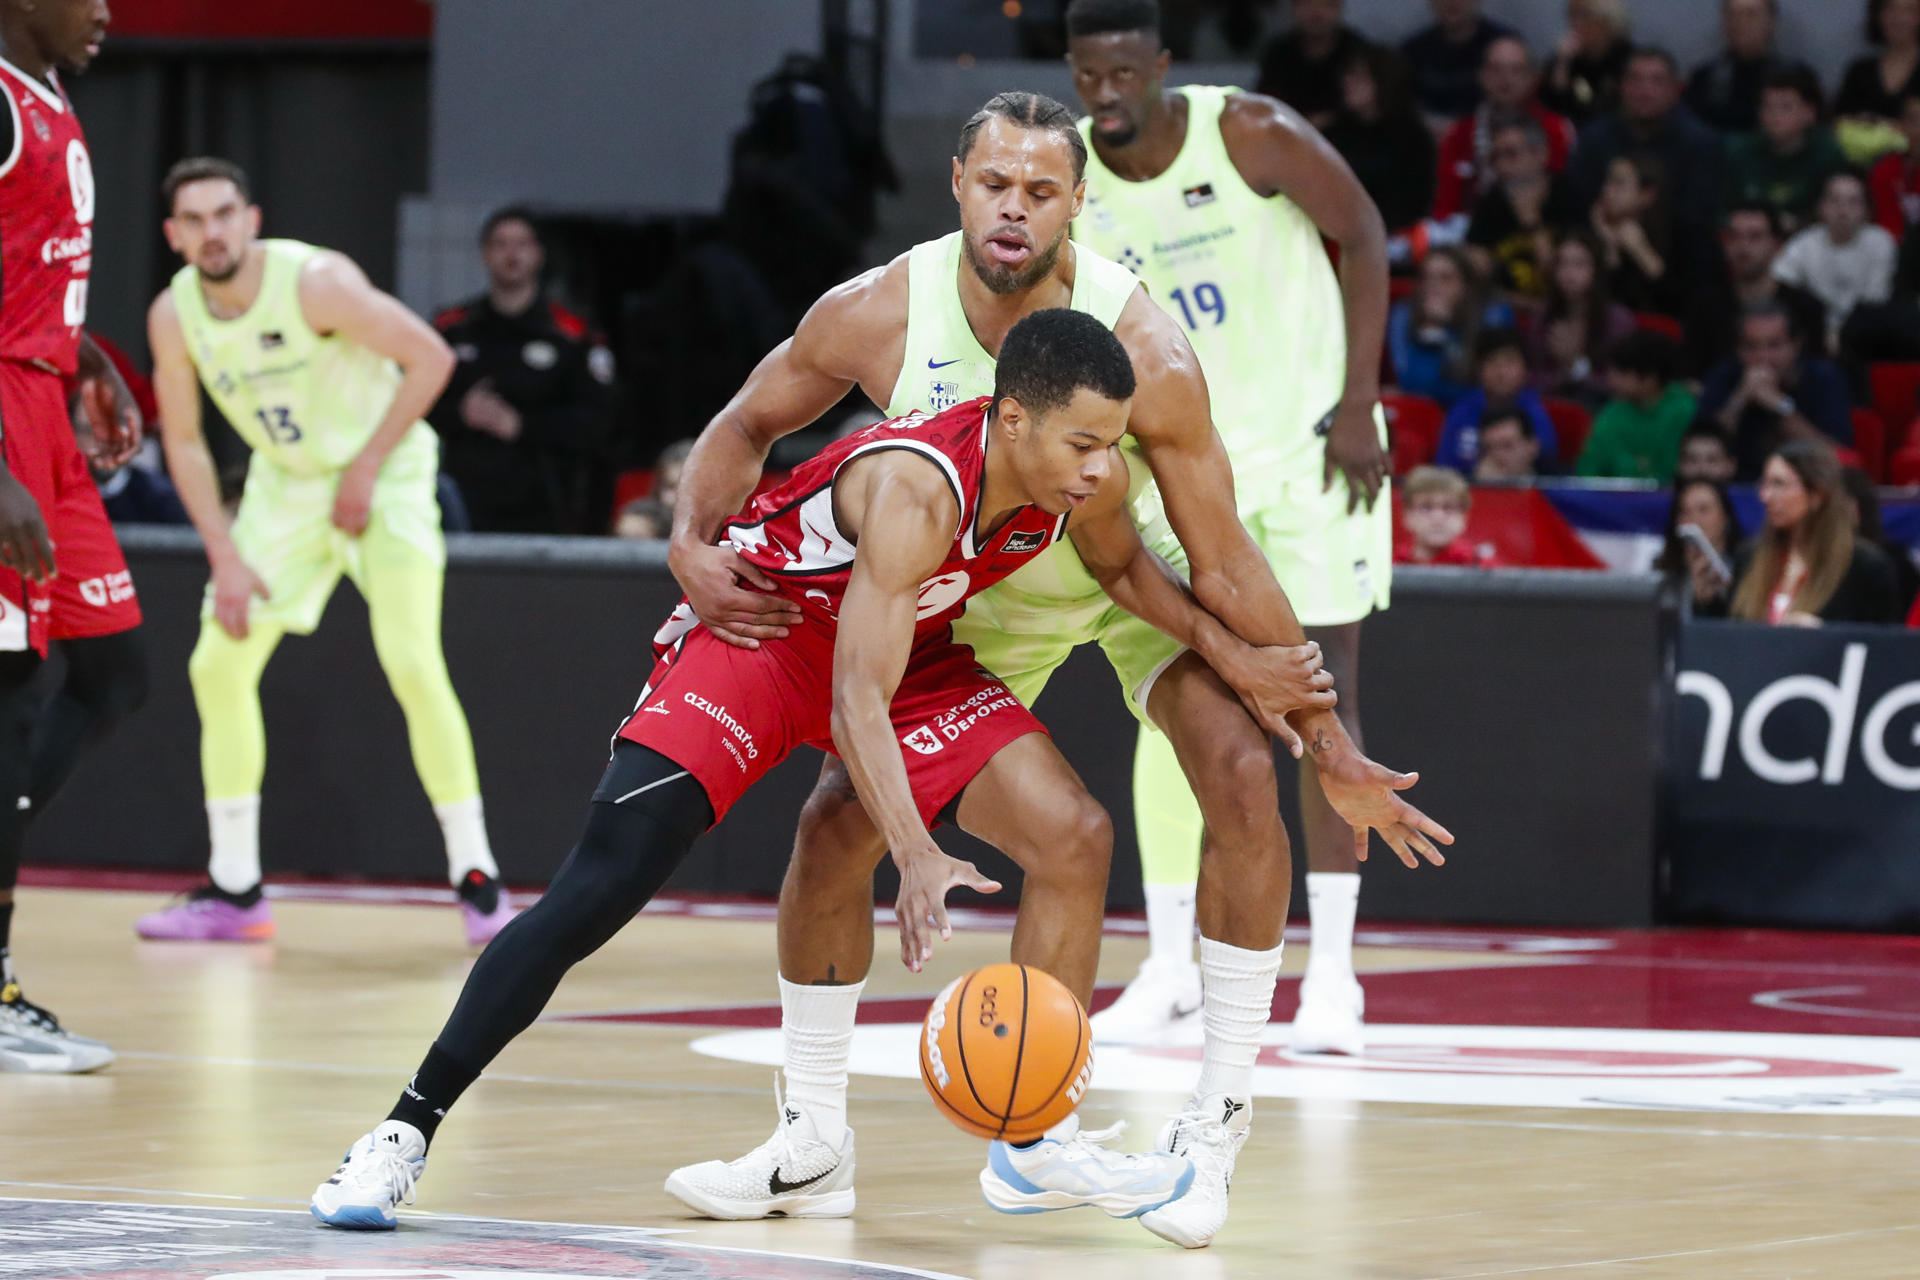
[
  {"xmin": 1255, "ymin": 0, "xmax": 1372, "ymax": 129},
  {"xmin": 1687, "ymin": 0, "xmax": 1806, "ymax": 132},
  {"xmin": 1434, "ymin": 36, "xmax": 1579, "ymax": 221},
  {"xmin": 1400, "ymin": 0, "xmax": 1519, "ymax": 128}
]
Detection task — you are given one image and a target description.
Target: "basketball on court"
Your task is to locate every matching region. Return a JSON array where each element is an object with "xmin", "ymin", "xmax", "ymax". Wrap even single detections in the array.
[{"xmin": 919, "ymin": 962, "xmax": 1093, "ymax": 1143}]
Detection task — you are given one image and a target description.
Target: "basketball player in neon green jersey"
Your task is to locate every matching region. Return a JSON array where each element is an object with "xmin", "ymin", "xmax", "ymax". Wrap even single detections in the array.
[
  {"xmin": 1065, "ymin": 0, "xmax": 1392, "ymax": 1058},
  {"xmin": 663, "ymin": 92, "xmax": 1447, "ymax": 1248},
  {"xmin": 135, "ymin": 158, "xmax": 515, "ymax": 947}
]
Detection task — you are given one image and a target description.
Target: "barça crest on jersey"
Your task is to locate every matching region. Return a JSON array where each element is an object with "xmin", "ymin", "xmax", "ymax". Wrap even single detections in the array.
[
  {"xmin": 928, "ymin": 379, "xmax": 960, "ymax": 412},
  {"xmin": 258, "ymin": 330, "xmax": 285, "ymax": 350},
  {"xmin": 1183, "ymin": 182, "xmax": 1216, "ymax": 208}
]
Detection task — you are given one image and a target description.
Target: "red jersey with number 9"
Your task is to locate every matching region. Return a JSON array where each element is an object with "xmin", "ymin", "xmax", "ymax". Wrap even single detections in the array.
[{"xmin": 0, "ymin": 57, "xmax": 93, "ymax": 377}]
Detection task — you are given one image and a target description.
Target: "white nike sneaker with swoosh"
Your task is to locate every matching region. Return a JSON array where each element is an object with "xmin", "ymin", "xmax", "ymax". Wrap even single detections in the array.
[
  {"xmin": 1089, "ymin": 957, "xmax": 1204, "ymax": 1046},
  {"xmin": 1138, "ymin": 1092, "xmax": 1252, "ymax": 1249},
  {"xmin": 665, "ymin": 1077, "xmax": 855, "ymax": 1220}
]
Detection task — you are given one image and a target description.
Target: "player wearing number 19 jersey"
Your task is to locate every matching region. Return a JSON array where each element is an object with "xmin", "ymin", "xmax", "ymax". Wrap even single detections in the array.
[{"xmin": 137, "ymin": 158, "xmax": 513, "ymax": 947}]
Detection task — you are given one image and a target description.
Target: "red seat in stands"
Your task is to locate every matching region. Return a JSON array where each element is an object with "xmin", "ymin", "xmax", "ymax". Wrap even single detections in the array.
[
  {"xmin": 1381, "ymin": 391, "xmax": 1443, "ymax": 473},
  {"xmin": 1541, "ymin": 397, "xmax": 1594, "ymax": 466},
  {"xmin": 1869, "ymin": 363, "xmax": 1920, "ymax": 455},
  {"xmin": 1849, "ymin": 407, "xmax": 1887, "ymax": 480},
  {"xmin": 1632, "ymin": 312, "xmax": 1683, "ymax": 343},
  {"xmin": 1892, "ymin": 415, "xmax": 1920, "ymax": 485}
]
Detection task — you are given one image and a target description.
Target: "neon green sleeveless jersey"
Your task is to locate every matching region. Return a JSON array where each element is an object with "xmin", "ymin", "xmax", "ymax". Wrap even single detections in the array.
[
  {"xmin": 884, "ymin": 230, "xmax": 1153, "ymax": 606},
  {"xmin": 1074, "ymin": 85, "xmax": 1346, "ymax": 476},
  {"xmin": 170, "ymin": 239, "xmax": 437, "ymax": 480}
]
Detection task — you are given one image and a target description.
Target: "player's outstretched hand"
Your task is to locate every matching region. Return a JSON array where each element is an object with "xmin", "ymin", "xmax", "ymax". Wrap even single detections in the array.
[
  {"xmin": 671, "ymin": 540, "xmax": 804, "ymax": 650},
  {"xmin": 1315, "ymin": 750, "xmax": 1454, "ymax": 870},
  {"xmin": 1218, "ymin": 640, "xmax": 1336, "ymax": 757},
  {"xmin": 77, "ymin": 375, "xmax": 143, "ymax": 469},
  {"xmin": 892, "ymin": 839, "xmax": 1002, "ymax": 975},
  {"xmin": 0, "ymin": 472, "xmax": 55, "ymax": 584},
  {"xmin": 211, "ymin": 556, "xmax": 272, "ymax": 640},
  {"xmin": 1322, "ymin": 400, "xmax": 1388, "ymax": 515}
]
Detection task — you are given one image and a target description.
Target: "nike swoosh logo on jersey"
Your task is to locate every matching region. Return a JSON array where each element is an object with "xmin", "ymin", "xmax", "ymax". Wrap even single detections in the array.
[
  {"xmin": 928, "ymin": 357, "xmax": 963, "ymax": 369},
  {"xmin": 768, "ymin": 1167, "xmax": 834, "ymax": 1196}
]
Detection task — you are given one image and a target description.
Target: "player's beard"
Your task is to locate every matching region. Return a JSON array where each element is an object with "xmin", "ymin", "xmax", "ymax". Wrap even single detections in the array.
[
  {"xmin": 963, "ymin": 225, "xmax": 1067, "ymax": 297},
  {"xmin": 196, "ymin": 249, "xmax": 243, "ymax": 284}
]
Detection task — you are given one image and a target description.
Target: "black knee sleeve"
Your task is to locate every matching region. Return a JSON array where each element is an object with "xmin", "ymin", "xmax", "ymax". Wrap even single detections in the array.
[{"xmin": 25, "ymin": 631, "xmax": 148, "ymax": 814}]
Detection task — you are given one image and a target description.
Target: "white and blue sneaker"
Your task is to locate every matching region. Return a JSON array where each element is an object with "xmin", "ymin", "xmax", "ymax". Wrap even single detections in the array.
[
  {"xmin": 1139, "ymin": 1092, "xmax": 1252, "ymax": 1248},
  {"xmin": 311, "ymin": 1120, "xmax": 426, "ymax": 1229},
  {"xmin": 980, "ymin": 1114, "xmax": 1194, "ymax": 1218}
]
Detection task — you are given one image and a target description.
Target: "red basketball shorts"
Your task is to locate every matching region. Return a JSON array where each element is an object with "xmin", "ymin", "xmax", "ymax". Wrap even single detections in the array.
[
  {"xmin": 0, "ymin": 360, "xmax": 141, "ymax": 656},
  {"xmin": 616, "ymin": 604, "xmax": 1046, "ymax": 826}
]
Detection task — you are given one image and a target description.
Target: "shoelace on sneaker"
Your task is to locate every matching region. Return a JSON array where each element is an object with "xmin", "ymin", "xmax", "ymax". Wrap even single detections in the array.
[
  {"xmin": 1163, "ymin": 1110, "xmax": 1240, "ymax": 1182},
  {"xmin": 346, "ymin": 1147, "xmax": 419, "ymax": 1207},
  {"xmin": 759, "ymin": 1073, "xmax": 809, "ymax": 1174},
  {"xmin": 1060, "ymin": 1120, "xmax": 1141, "ymax": 1168},
  {"xmin": 0, "ymin": 989, "xmax": 63, "ymax": 1034}
]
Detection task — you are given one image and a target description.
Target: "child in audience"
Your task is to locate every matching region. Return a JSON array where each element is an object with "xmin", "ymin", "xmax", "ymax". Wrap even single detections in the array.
[
  {"xmin": 1591, "ymin": 152, "xmax": 1679, "ymax": 314},
  {"xmin": 1473, "ymin": 406, "xmax": 1554, "ymax": 480},
  {"xmin": 1396, "ymin": 465, "xmax": 1498, "ymax": 565},
  {"xmin": 1577, "ymin": 330, "xmax": 1696, "ymax": 481},
  {"xmin": 1435, "ymin": 328, "xmax": 1560, "ymax": 472},
  {"xmin": 1388, "ymin": 246, "xmax": 1514, "ymax": 407}
]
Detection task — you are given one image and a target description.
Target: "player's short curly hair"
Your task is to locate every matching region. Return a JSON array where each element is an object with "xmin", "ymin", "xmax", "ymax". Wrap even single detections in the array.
[
  {"xmin": 993, "ymin": 308, "xmax": 1136, "ymax": 418},
  {"xmin": 1065, "ymin": 0, "xmax": 1160, "ymax": 39},
  {"xmin": 162, "ymin": 156, "xmax": 251, "ymax": 212},
  {"xmin": 956, "ymin": 92, "xmax": 1088, "ymax": 183}
]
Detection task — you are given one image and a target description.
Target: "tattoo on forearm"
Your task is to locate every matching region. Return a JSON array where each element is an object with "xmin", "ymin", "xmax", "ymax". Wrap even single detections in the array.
[{"xmin": 1309, "ymin": 730, "xmax": 1334, "ymax": 755}]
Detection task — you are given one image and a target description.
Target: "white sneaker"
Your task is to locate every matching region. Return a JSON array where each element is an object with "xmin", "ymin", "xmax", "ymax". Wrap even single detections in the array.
[
  {"xmin": 0, "ymin": 982, "xmax": 114, "ymax": 1074},
  {"xmin": 1089, "ymin": 957, "xmax": 1203, "ymax": 1046},
  {"xmin": 1139, "ymin": 1092, "xmax": 1251, "ymax": 1249},
  {"xmin": 1290, "ymin": 973, "xmax": 1365, "ymax": 1056},
  {"xmin": 311, "ymin": 1121, "xmax": 427, "ymax": 1229},
  {"xmin": 980, "ymin": 1113, "xmax": 1194, "ymax": 1218},
  {"xmin": 665, "ymin": 1078, "xmax": 855, "ymax": 1220}
]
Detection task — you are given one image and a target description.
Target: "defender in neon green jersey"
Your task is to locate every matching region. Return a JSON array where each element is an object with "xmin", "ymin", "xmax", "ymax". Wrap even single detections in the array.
[
  {"xmin": 1065, "ymin": 0, "xmax": 1395, "ymax": 1092},
  {"xmin": 661, "ymin": 89, "xmax": 1448, "ymax": 1246},
  {"xmin": 137, "ymin": 158, "xmax": 513, "ymax": 947}
]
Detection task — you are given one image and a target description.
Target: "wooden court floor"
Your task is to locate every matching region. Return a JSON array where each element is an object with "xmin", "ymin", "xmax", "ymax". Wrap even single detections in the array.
[{"xmin": 4, "ymin": 883, "xmax": 1919, "ymax": 1279}]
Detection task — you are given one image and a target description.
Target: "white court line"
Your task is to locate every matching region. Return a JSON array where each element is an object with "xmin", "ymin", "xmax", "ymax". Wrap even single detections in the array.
[
  {"xmin": 0, "ymin": 1183, "xmax": 305, "ymax": 1205},
  {"xmin": 1752, "ymin": 984, "xmax": 1920, "ymax": 1022},
  {"xmin": 1425, "ymin": 1221, "xmax": 1920, "ymax": 1278}
]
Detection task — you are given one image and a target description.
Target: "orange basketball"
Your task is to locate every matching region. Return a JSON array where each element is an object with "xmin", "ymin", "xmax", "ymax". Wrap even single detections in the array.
[{"xmin": 919, "ymin": 962, "xmax": 1093, "ymax": 1143}]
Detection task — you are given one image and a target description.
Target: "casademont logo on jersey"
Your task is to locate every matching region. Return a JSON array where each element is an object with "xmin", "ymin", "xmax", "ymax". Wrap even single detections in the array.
[{"xmin": 683, "ymin": 691, "xmax": 758, "ymax": 772}]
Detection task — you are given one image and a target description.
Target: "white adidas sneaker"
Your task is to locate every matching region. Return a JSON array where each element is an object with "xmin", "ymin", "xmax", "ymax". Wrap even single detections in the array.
[
  {"xmin": 1138, "ymin": 1092, "xmax": 1251, "ymax": 1249},
  {"xmin": 311, "ymin": 1121, "xmax": 427, "ymax": 1229},
  {"xmin": 0, "ymin": 982, "xmax": 114, "ymax": 1074},
  {"xmin": 1290, "ymin": 972, "xmax": 1365, "ymax": 1056},
  {"xmin": 980, "ymin": 1113, "xmax": 1194, "ymax": 1218},
  {"xmin": 665, "ymin": 1080, "xmax": 855, "ymax": 1220},
  {"xmin": 1089, "ymin": 957, "xmax": 1203, "ymax": 1046}
]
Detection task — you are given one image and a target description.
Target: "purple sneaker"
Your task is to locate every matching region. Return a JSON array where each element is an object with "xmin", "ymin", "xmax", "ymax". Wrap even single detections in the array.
[
  {"xmin": 457, "ymin": 871, "xmax": 516, "ymax": 946},
  {"xmin": 136, "ymin": 889, "xmax": 276, "ymax": 942}
]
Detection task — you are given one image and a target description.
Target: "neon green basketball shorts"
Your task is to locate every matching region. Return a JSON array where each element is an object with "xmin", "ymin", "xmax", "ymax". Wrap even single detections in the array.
[{"xmin": 212, "ymin": 453, "xmax": 445, "ymax": 635}]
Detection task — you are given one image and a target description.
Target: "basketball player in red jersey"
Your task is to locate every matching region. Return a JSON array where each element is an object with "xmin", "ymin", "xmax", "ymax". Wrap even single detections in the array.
[
  {"xmin": 312, "ymin": 309, "xmax": 1335, "ymax": 1229},
  {"xmin": 0, "ymin": 0, "xmax": 149, "ymax": 1075}
]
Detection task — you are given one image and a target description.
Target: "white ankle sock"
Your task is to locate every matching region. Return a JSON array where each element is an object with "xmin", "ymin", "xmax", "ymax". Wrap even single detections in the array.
[
  {"xmin": 207, "ymin": 796, "xmax": 262, "ymax": 894},
  {"xmin": 435, "ymin": 797, "xmax": 500, "ymax": 884},
  {"xmin": 1194, "ymin": 935, "xmax": 1283, "ymax": 1100},
  {"xmin": 1143, "ymin": 882, "xmax": 1197, "ymax": 970},
  {"xmin": 779, "ymin": 975, "xmax": 864, "ymax": 1146},
  {"xmin": 1304, "ymin": 872, "xmax": 1360, "ymax": 987}
]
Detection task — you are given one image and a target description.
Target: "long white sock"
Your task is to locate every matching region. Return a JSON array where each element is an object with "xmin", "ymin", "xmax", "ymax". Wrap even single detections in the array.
[
  {"xmin": 435, "ymin": 797, "xmax": 500, "ymax": 884},
  {"xmin": 779, "ymin": 975, "xmax": 864, "ymax": 1146},
  {"xmin": 1194, "ymin": 935, "xmax": 1284, "ymax": 1100},
  {"xmin": 1304, "ymin": 872, "xmax": 1360, "ymax": 987},
  {"xmin": 207, "ymin": 795, "xmax": 262, "ymax": 894},
  {"xmin": 1143, "ymin": 881, "xmax": 1197, "ymax": 970}
]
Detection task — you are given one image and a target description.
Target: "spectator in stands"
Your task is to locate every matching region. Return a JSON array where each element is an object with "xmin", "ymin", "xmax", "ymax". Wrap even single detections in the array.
[
  {"xmin": 1724, "ymin": 67, "xmax": 1848, "ymax": 232},
  {"xmin": 1255, "ymin": 0, "xmax": 1370, "ymax": 129},
  {"xmin": 1687, "ymin": 0, "xmax": 1799, "ymax": 133},
  {"xmin": 1434, "ymin": 37, "xmax": 1578, "ymax": 223},
  {"xmin": 1436, "ymin": 328, "xmax": 1560, "ymax": 472},
  {"xmin": 430, "ymin": 207, "xmax": 621, "ymax": 535},
  {"xmin": 1578, "ymin": 331, "xmax": 1695, "ymax": 481},
  {"xmin": 1387, "ymin": 246, "xmax": 1513, "ymax": 406},
  {"xmin": 1773, "ymin": 170, "xmax": 1898, "ymax": 350},
  {"xmin": 1396, "ymin": 465, "xmax": 1498, "ymax": 565},
  {"xmin": 1678, "ymin": 425, "xmax": 1741, "ymax": 484},
  {"xmin": 1527, "ymin": 232, "xmax": 1637, "ymax": 403},
  {"xmin": 1841, "ymin": 466, "xmax": 1920, "ymax": 610},
  {"xmin": 1400, "ymin": 0, "xmax": 1518, "ymax": 128},
  {"xmin": 1836, "ymin": 0, "xmax": 1920, "ymax": 138},
  {"xmin": 1569, "ymin": 46, "xmax": 1724, "ymax": 271},
  {"xmin": 1323, "ymin": 43, "xmax": 1436, "ymax": 233},
  {"xmin": 1543, "ymin": 0, "xmax": 1634, "ymax": 127},
  {"xmin": 1466, "ymin": 114, "xmax": 1581, "ymax": 301},
  {"xmin": 651, "ymin": 437, "xmax": 695, "ymax": 516},
  {"xmin": 1696, "ymin": 300, "xmax": 1855, "ymax": 480},
  {"xmin": 1684, "ymin": 204, "xmax": 1828, "ymax": 376},
  {"xmin": 1472, "ymin": 405, "xmax": 1555, "ymax": 480},
  {"xmin": 1868, "ymin": 90, "xmax": 1920, "ymax": 239},
  {"xmin": 1705, "ymin": 440, "xmax": 1901, "ymax": 623},
  {"xmin": 1591, "ymin": 153, "xmax": 1679, "ymax": 315},
  {"xmin": 613, "ymin": 497, "xmax": 671, "ymax": 541},
  {"xmin": 1659, "ymin": 477, "xmax": 1746, "ymax": 607}
]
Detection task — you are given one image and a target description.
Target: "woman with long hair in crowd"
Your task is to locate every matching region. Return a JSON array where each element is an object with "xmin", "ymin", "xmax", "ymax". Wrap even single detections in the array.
[
  {"xmin": 1661, "ymin": 477, "xmax": 1746, "ymax": 609},
  {"xmin": 1705, "ymin": 441, "xmax": 1902, "ymax": 624},
  {"xmin": 1837, "ymin": 0, "xmax": 1920, "ymax": 134},
  {"xmin": 1322, "ymin": 42, "xmax": 1435, "ymax": 235},
  {"xmin": 1527, "ymin": 231, "xmax": 1638, "ymax": 404},
  {"xmin": 1387, "ymin": 246, "xmax": 1513, "ymax": 407}
]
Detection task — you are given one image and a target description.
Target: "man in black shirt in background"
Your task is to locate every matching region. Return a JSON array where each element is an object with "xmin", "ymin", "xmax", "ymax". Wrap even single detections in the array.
[
  {"xmin": 1256, "ymin": 0, "xmax": 1371, "ymax": 129},
  {"xmin": 429, "ymin": 208, "xmax": 620, "ymax": 534}
]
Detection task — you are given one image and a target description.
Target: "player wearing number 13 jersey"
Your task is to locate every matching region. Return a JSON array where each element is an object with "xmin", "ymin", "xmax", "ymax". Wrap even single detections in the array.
[{"xmin": 138, "ymin": 157, "xmax": 514, "ymax": 948}]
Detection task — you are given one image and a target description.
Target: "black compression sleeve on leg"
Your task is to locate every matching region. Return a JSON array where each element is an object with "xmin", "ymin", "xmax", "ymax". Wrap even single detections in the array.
[
  {"xmin": 26, "ymin": 631, "xmax": 148, "ymax": 813},
  {"xmin": 389, "ymin": 743, "xmax": 712, "ymax": 1144},
  {"xmin": 0, "ymin": 651, "xmax": 44, "ymax": 893}
]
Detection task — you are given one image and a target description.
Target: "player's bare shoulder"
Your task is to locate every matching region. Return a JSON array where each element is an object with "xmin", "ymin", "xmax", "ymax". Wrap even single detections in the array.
[
  {"xmin": 1218, "ymin": 90, "xmax": 1335, "ymax": 198},
  {"xmin": 1112, "ymin": 287, "xmax": 1213, "ymax": 448},
  {"xmin": 793, "ymin": 251, "xmax": 911, "ymax": 391},
  {"xmin": 835, "ymin": 442, "xmax": 962, "ymax": 550}
]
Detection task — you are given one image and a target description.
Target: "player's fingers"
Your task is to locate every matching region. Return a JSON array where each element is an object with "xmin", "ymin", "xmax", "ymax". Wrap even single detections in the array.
[
  {"xmin": 28, "ymin": 526, "xmax": 55, "ymax": 582},
  {"xmin": 1390, "ymin": 769, "xmax": 1419, "ymax": 790},
  {"xmin": 703, "ymin": 622, "xmax": 761, "ymax": 651},
  {"xmin": 1273, "ymin": 718, "xmax": 1305, "ymax": 759},
  {"xmin": 1303, "ymin": 688, "xmax": 1338, "ymax": 710},
  {"xmin": 1407, "ymin": 829, "xmax": 1446, "ymax": 866},
  {"xmin": 1310, "ymin": 669, "xmax": 1335, "ymax": 690},
  {"xmin": 1353, "ymin": 825, "xmax": 1370, "ymax": 862},
  {"xmin": 1408, "ymin": 806, "xmax": 1455, "ymax": 847},
  {"xmin": 730, "ymin": 557, "xmax": 781, "ymax": 593},
  {"xmin": 719, "ymin": 618, "xmax": 790, "ymax": 640},
  {"xmin": 1384, "ymin": 829, "xmax": 1420, "ymax": 870},
  {"xmin": 958, "ymin": 862, "xmax": 1001, "ymax": 895}
]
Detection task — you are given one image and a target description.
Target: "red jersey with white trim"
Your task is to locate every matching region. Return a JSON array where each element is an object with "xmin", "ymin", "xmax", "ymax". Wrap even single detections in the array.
[
  {"xmin": 0, "ymin": 57, "xmax": 92, "ymax": 376},
  {"xmin": 703, "ymin": 395, "xmax": 1065, "ymax": 640}
]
